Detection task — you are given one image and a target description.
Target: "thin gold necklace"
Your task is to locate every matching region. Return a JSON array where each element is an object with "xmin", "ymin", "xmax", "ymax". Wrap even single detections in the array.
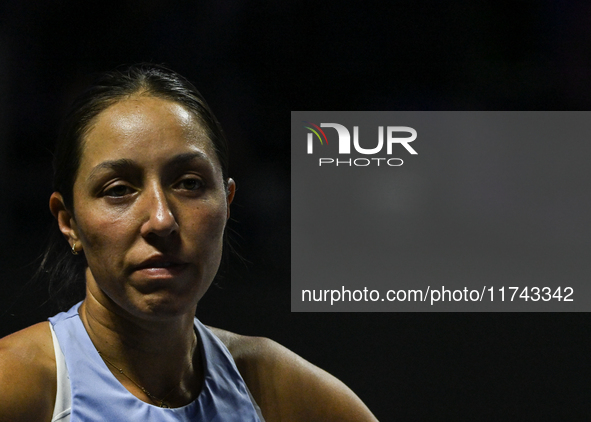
[{"xmin": 98, "ymin": 334, "xmax": 197, "ymax": 408}]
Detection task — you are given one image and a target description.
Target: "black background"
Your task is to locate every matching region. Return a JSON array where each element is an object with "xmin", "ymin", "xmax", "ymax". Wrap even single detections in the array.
[{"xmin": 1, "ymin": 1, "xmax": 590, "ymax": 420}]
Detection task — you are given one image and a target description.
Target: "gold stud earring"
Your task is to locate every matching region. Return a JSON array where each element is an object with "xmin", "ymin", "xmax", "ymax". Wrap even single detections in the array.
[{"xmin": 71, "ymin": 242, "xmax": 79, "ymax": 255}]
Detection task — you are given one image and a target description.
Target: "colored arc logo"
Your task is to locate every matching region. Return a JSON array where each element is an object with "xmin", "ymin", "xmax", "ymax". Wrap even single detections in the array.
[{"xmin": 302, "ymin": 121, "xmax": 328, "ymax": 145}]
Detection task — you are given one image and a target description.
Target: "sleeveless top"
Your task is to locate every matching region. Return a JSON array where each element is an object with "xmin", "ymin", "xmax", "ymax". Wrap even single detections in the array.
[{"xmin": 48, "ymin": 302, "xmax": 265, "ymax": 422}]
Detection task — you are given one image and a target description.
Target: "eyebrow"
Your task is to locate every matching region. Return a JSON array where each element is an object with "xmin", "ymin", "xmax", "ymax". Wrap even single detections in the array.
[
  {"xmin": 87, "ymin": 152, "xmax": 212, "ymax": 183},
  {"xmin": 164, "ymin": 151, "xmax": 211, "ymax": 171},
  {"xmin": 87, "ymin": 158, "xmax": 138, "ymax": 183}
]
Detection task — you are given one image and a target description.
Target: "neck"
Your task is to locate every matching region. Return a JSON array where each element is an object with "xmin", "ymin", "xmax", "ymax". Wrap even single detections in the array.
[{"xmin": 79, "ymin": 285, "xmax": 203, "ymax": 407}]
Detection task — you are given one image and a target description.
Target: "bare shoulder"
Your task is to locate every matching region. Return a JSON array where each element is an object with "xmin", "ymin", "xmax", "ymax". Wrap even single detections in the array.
[
  {"xmin": 208, "ymin": 327, "xmax": 378, "ymax": 422},
  {"xmin": 0, "ymin": 322, "xmax": 56, "ymax": 422}
]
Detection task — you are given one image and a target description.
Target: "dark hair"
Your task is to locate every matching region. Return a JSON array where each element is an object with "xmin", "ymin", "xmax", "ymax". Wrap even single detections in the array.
[{"xmin": 39, "ymin": 64, "xmax": 231, "ymax": 310}]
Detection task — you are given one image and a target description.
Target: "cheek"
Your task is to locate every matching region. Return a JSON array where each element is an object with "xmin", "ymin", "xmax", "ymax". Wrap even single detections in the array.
[
  {"xmin": 185, "ymin": 202, "xmax": 228, "ymax": 250},
  {"xmin": 75, "ymin": 210, "xmax": 134, "ymax": 261},
  {"xmin": 72, "ymin": 184, "xmax": 129, "ymax": 242},
  {"xmin": 73, "ymin": 192, "xmax": 229, "ymax": 268}
]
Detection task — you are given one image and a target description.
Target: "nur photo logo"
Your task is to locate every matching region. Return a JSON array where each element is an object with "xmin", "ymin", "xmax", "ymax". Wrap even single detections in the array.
[{"xmin": 302, "ymin": 122, "xmax": 417, "ymax": 167}]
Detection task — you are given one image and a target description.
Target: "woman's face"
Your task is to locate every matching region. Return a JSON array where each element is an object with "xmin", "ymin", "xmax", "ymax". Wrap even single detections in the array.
[{"xmin": 59, "ymin": 96, "xmax": 234, "ymax": 319}]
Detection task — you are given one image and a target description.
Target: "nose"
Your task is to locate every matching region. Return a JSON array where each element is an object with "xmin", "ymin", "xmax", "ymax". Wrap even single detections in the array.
[{"xmin": 140, "ymin": 183, "xmax": 179, "ymax": 238}]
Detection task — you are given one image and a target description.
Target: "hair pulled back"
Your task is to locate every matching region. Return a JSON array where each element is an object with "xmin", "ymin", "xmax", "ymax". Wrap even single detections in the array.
[{"xmin": 40, "ymin": 64, "xmax": 230, "ymax": 310}]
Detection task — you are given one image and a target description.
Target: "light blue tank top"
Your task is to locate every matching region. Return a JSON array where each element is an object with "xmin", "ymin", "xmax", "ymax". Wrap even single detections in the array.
[{"xmin": 48, "ymin": 302, "xmax": 263, "ymax": 422}]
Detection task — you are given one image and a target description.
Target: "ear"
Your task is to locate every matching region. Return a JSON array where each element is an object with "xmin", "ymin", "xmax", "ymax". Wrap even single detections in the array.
[
  {"xmin": 49, "ymin": 192, "xmax": 81, "ymax": 253},
  {"xmin": 225, "ymin": 178, "xmax": 236, "ymax": 221}
]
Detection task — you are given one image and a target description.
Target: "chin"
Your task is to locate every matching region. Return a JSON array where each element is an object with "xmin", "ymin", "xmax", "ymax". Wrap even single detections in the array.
[{"xmin": 130, "ymin": 292, "xmax": 199, "ymax": 320}]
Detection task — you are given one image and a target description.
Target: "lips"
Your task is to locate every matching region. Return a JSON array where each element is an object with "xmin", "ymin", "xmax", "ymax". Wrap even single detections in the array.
[{"xmin": 131, "ymin": 255, "xmax": 189, "ymax": 277}]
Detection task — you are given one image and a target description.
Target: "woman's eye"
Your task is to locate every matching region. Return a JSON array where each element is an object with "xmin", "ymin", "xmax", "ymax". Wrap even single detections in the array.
[
  {"xmin": 104, "ymin": 185, "xmax": 133, "ymax": 197},
  {"xmin": 177, "ymin": 178, "xmax": 203, "ymax": 191}
]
